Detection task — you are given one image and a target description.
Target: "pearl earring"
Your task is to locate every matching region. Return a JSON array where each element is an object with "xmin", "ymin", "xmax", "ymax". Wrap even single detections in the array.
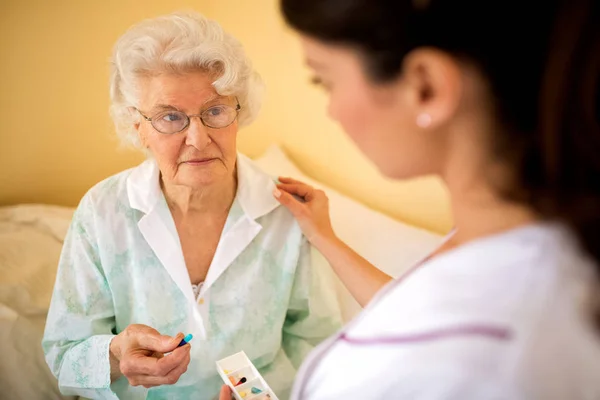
[{"xmin": 416, "ymin": 113, "xmax": 432, "ymax": 128}]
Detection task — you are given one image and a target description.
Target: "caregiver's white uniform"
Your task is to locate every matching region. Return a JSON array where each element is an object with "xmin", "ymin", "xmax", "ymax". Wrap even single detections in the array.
[{"xmin": 292, "ymin": 223, "xmax": 600, "ymax": 399}]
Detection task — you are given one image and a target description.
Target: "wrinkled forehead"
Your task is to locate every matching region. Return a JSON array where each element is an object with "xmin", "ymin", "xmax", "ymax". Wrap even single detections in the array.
[{"xmin": 136, "ymin": 70, "xmax": 230, "ymax": 112}]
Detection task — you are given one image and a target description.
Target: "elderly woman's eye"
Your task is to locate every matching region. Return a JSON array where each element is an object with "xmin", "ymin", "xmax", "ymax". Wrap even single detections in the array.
[
  {"xmin": 207, "ymin": 107, "xmax": 225, "ymax": 116},
  {"xmin": 162, "ymin": 112, "xmax": 184, "ymax": 122}
]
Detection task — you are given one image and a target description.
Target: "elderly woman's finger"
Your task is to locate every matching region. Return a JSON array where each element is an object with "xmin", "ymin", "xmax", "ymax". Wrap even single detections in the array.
[
  {"xmin": 219, "ymin": 384, "xmax": 233, "ymax": 400},
  {"xmin": 122, "ymin": 343, "xmax": 190, "ymax": 377},
  {"xmin": 155, "ymin": 344, "xmax": 190, "ymax": 373},
  {"xmin": 131, "ymin": 346, "xmax": 191, "ymax": 388},
  {"xmin": 140, "ymin": 348, "xmax": 191, "ymax": 387},
  {"xmin": 136, "ymin": 330, "xmax": 183, "ymax": 353}
]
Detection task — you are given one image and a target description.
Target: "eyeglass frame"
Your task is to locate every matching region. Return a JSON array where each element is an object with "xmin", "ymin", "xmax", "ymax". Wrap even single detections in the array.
[{"xmin": 133, "ymin": 99, "xmax": 242, "ymax": 134}]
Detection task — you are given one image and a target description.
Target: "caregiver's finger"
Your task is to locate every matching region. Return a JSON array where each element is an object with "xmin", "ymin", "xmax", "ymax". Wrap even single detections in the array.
[
  {"xmin": 274, "ymin": 187, "xmax": 308, "ymax": 217},
  {"xmin": 276, "ymin": 183, "xmax": 314, "ymax": 199},
  {"xmin": 278, "ymin": 176, "xmax": 306, "ymax": 184},
  {"xmin": 219, "ymin": 384, "xmax": 234, "ymax": 400}
]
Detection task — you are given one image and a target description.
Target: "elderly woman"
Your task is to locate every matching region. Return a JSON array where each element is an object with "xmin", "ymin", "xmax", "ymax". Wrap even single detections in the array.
[{"xmin": 42, "ymin": 11, "xmax": 342, "ymax": 400}]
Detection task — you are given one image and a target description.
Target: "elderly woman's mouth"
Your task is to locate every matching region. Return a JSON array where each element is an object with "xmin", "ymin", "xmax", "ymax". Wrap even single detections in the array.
[{"xmin": 182, "ymin": 158, "xmax": 217, "ymax": 166}]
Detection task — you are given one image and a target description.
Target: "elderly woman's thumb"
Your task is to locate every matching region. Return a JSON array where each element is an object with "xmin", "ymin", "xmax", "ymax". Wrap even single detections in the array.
[
  {"xmin": 138, "ymin": 330, "xmax": 184, "ymax": 352},
  {"xmin": 161, "ymin": 332, "xmax": 185, "ymax": 351}
]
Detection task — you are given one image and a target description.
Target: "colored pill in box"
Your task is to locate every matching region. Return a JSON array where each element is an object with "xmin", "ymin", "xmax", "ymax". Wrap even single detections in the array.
[{"xmin": 216, "ymin": 351, "xmax": 279, "ymax": 400}]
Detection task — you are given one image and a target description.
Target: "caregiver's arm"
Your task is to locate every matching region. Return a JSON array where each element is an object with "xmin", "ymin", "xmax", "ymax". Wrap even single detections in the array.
[{"xmin": 274, "ymin": 177, "xmax": 392, "ymax": 307}]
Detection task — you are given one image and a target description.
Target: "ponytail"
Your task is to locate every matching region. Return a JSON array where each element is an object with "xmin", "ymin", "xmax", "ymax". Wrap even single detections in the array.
[
  {"xmin": 534, "ymin": 0, "xmax": 600, "ymax": 324},
  {"xmin": 534, "ymin": 0, "xmax": 600, "ymax": 264}
]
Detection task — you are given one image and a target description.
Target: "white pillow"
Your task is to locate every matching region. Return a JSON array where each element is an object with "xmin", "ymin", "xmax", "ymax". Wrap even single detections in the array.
[{"xmin": 254, "ymin": 145, "xmax": 443, "ymax": 320}]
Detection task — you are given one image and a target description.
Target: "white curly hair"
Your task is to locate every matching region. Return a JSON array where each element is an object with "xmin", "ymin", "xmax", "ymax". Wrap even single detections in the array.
[{"xmin": 109, "ymin": 11, "xmax": 263, "ymax": 149}]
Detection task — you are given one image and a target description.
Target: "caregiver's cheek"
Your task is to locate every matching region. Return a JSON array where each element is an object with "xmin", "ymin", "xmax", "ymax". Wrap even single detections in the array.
[{"xmin": 328, "ymin": 94, "xmax": 370, "ymax": 144}]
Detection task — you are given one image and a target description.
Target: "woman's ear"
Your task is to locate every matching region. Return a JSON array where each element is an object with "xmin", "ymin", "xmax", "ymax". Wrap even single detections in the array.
[
  {"xmin": 128, "ymin": 107, "xmax": 141, "ymax": 130},
  {"xmin": 401, "ymin": 48, "xmax": 462, "ymax": 129},
  {"xmin": 128, "ymin": 107, "xmax": 146, "ymax": 147}
]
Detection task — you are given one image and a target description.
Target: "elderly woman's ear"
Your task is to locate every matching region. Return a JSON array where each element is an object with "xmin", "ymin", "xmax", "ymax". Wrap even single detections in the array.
[
  {"xmin": 127, "ymin": 107, "xmax": 140, "ymax": 129},
  {"xmin": 127, "ymin": 107, "xmax": 146, "ymax": 146}
]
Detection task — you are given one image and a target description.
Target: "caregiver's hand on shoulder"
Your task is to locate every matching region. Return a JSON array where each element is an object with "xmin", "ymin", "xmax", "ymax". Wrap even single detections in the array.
[
  {"xmin": 109, "ymin": 324, "xmax": 191, "ymax": 388},
  {"xmin": 275, "ymin": 178, "xmax": 392, "ymax": 308},
  {"xmin": 274, "ymin": 177, "xmax": 336, "ymax": 247}
]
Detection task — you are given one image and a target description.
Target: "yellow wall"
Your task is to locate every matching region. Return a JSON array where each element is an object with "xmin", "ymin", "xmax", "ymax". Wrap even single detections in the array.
[{"xmin": 0, "ymin": 0, "xmax": 452, "ymax": 233}]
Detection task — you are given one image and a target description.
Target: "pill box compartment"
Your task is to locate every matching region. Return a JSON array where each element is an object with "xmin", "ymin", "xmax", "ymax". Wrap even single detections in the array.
[
  {"xmin": 226, "ymin": 365, "xmax": 257, "ymax": 385},
  {"xmin": 216, "ymin": 351, "xmax": 279, "ymax": 400},
  {"xmin": 233, "ymin": 378, "xmax": 269, "ymax": 400}
]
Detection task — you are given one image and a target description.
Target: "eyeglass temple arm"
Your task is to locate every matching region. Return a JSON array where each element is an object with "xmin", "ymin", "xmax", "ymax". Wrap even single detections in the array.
[{"xmin": 133, "ymin": 107, "xmax": 152, "ymax": 121}]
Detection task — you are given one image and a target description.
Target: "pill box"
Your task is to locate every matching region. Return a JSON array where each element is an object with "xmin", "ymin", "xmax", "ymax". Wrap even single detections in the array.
[{"xmin": 216, "ymin": 351, "xmax": 279, "ymax": 400}]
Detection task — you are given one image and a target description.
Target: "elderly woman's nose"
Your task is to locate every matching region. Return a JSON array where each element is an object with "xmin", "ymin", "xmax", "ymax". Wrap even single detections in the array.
[{"xmin": 184, "ymin": 118, "xmax": 211, "ymax": 149}]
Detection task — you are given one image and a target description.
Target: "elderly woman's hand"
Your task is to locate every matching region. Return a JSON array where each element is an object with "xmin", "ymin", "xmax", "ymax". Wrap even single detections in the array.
[
  {"xmin": 274, "ymin": 177, "xmax": 337, "ymax": 247},
  {"xmin": 109, "ymin": 324, "xmax": 191, "ymax": 388}
]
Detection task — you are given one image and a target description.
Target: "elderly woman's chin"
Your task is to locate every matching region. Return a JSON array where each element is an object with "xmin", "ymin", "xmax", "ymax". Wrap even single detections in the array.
[{"xmin": 175, "ymin": 160, "xmax": 231, "ymax": 188}]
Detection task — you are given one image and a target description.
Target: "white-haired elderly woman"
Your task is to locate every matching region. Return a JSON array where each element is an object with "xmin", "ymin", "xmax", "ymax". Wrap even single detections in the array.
[{"xmin": 42, "ymin": 12, "xmax": 342, "ymax": 400}]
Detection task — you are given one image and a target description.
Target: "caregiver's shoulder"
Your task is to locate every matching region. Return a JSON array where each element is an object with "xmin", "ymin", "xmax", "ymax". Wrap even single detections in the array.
[{"xmin": 366, "ymin": 225, "xmax": 600, "ymax": 399}]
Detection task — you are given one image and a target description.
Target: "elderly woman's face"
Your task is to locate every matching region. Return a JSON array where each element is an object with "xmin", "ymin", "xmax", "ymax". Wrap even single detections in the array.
[{"xmin": 136, "ymin": 71, "xmax": 238, "ymax": 189}]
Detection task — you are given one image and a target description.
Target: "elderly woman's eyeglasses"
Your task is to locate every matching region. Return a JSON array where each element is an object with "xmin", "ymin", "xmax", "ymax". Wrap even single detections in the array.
[{"xmin": 135, "ymin": 102, "xmax": 241, "ymax": 134}]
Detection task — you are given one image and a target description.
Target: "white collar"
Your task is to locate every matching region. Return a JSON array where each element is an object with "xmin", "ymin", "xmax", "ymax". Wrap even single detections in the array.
[{"xmin": 126, "ymin": 153, "xmax": 280, "ymax": 220}]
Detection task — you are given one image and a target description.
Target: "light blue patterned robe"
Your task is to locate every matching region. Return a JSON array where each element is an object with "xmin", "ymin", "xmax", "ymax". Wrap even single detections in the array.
[{"xmin": 42, "ymin": 154, "xmax": 342, "ymax": 400}]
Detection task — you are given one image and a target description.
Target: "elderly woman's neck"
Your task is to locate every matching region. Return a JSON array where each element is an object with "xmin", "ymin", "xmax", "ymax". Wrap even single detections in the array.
[{"xmin": 162, "ymin": 176, "xmax": 237, "ymax": 216}]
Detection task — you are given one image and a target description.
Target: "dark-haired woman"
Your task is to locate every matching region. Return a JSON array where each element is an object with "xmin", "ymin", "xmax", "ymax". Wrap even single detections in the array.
[{"xmin": 220, "ymin": 0, "xmax": 600, "ymax": 398}]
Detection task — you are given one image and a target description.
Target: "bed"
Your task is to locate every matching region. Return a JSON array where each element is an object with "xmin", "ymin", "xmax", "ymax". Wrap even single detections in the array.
[{"xmin": 0, "ymin": 145, "xmax": 442, "ymax": 400}]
